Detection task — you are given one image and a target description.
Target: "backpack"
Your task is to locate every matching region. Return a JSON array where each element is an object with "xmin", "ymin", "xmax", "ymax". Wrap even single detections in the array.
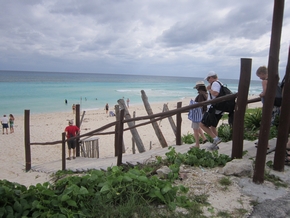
[
  {"xmin": 211, "ymin": 81, "xmax": 235, "ymax": 112},
  {"xmin": 274, "ymin": 82, "xmax": 282, "ymax": 107}
]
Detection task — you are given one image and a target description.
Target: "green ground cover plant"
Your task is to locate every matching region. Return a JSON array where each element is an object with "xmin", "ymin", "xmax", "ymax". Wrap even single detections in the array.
[{"xmin": 0, "ymin": 147, "xmax": 232, "ymax": 217}]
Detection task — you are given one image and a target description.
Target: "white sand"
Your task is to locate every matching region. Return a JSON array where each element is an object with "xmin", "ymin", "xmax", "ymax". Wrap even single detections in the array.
[{"xmin": 0, "ymin": 96, "xmax": 262, "ymax": 187}]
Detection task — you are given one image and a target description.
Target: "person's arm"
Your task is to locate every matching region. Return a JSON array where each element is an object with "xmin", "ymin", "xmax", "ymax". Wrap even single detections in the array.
[{"xmin": 208, "ymin": 82, "xmax": 220, "ymax": 97}]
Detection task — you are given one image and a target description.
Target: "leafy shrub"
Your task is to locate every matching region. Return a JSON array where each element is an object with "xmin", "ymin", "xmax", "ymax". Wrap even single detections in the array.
[
  {"xmin": 218, "ymin": 124, "xmax": 232, "ymax": 142},
  {"xmin": 181, "ymin": 132, "xmax": 195, "ymax": 144},
  {"xmin": 244, "ymin": 108, "xmax": 262, "ymax": 130},
  {"xmin": 165, "ymin": 147, "xmax": 231, "ymax": 168}
]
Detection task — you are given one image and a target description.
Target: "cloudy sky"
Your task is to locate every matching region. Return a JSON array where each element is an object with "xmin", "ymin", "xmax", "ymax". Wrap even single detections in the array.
[{"xmin": 0, "ymin": 0, "xmax": 289, "ymax": 79}]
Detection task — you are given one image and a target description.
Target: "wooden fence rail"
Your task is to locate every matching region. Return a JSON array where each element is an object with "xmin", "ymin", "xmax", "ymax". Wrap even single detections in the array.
[{"xmin": 25, "ymin": 93, "xmax": 253, "ymax": 172}]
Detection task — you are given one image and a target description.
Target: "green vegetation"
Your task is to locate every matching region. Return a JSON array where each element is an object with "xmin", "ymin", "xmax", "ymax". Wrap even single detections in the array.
[
  {"xmin": 0, "ymin": 147, "xmax": 231, "ymax": 217},
  {"xmin": 218, "ymin": 176, "xmax": 232, "ymax": 187}
]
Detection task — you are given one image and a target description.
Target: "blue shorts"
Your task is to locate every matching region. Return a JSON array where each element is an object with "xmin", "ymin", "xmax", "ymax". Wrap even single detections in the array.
[{"xmin": 2, "ymin": 123, "xmax": 8, "ymax": 129}]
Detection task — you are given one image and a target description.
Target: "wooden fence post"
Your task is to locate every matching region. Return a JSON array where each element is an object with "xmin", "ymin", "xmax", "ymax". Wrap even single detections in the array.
[
  {"xmin": 117, "ymin": 109, "xmax": 125, "ymax": 166},
  {"xmin": 114, "ymin": 105, "xmax": 125, "ymax": 156},
  {"xmin": 141, "ymin": 90, "xmax": 168, "ymax": 148},
  {"xmin": 163, "ymin": 103, "xmax": 177, "ymax": 136},
  {"xmin": 132, "ymin": 111, "xmax": 136, "ymax": 154},
  {"xmin": 253, "ymin": 0, "xmax": 284, "ymax": 184},
  {"xmin": 76, "ymin": 104, "xmax": 80, "ymax": 157},
  {"xmin": 62, "ymin": 132, "xmax": 66, "ymax": 170},
  {"xmin": 273, "ymin": 46, "xmax": 290, "ymax": 171},
  {"xmin": 24, "ymin": 110, "xmax": 31, "ymax": 172},
  {"xmin": 118, "ymin": 99, "xmax": 145, "ymax": 153},
  {"xmin": 176, "ymin": 102, "xmax": 182, "ymax": 145},
  {"xmin": 232, "ymin": 58, "xmax": 252, "ymax": 159}
]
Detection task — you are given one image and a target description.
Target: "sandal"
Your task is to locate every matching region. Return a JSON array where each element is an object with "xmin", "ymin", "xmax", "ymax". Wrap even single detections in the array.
[
  {"xmin": 73, "ymin": 156, "xmax": 76, "ymax": 159},
  {"xmin": 66, "ymin": 157, "xmax": 71, "ymax": 160},
  {"xmin": 202, "ymin": 140, "xmax": 208, "ymax": 144}
]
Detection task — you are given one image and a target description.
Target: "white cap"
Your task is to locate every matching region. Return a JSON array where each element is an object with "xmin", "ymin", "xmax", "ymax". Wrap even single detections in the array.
[
  {"xmin": 69, "ymin": 120, "xmax": 73, "ymax": 125},
  {"xmin": 204, "ymin": 71, "xmax": 217, "ymax": 80}
]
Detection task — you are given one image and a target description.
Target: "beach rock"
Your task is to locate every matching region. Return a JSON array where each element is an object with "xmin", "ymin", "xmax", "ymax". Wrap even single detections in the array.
[
  {"xmin": 221, "ymin": 159, "xmax": 253, "ymax": 177},
  {"xmin": 156, "ymin": 166, "xmax": 172, "ymax": 179}
]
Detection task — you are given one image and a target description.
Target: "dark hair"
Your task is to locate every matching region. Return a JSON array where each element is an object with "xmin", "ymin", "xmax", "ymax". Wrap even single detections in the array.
[{"xmin": 197, "ymin": 86, "xmax": 206, "ymax": 92}]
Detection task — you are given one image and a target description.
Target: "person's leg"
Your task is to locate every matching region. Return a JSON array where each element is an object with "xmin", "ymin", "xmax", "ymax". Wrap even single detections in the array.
[
  {"xmin": 72, "ymin": 148, "xmax": 76, "ymax": 159},
  {"xmin": 193, "ymin": 127, "xmax": 200, "ymax": 148},
  {"xmin": 200, "ymin": 123, "xmax": 216, "ymax": 138},
  {"xmin": 198, "ymin": 128, "xmax": 207, "ymax": 142},
  {"xmin": 71, "ymin": 140, "xmax": 76, "ymax": 158},
  {"xmin": 67, "ymin": 149, "xmax": 72, "ymax": 160},
  {"xmin": 67, "ymin": 141, "xmax": 72, "ymax": 160},
  {"xmin": 211, "ymin": 126, "xmax": 218, "ymax": 136}
]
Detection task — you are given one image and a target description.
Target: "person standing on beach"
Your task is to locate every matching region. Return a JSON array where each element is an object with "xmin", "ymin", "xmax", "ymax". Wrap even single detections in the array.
[
  {"xmin": 188, "ymin": 81, "xmax": 208, "ymax": 148},
  {"xmin": 9, "ymin": 114, "xmax": 15, "ymax": 133},
  {"xmin": 1, "ymin": 115, "xmax": 9, "ymax": 134},
  {"xmin": 200, "ymin": 71, "xmax": 223, "ymax": 150},
  {"xmin": 65, "ymin": 120, "xmax": 80, "ymax": 160},
  {"xmin": 105, "ymin": 103, "xmax": 109, "ymax": 114},
  {"xmin": 126, "ymin": 98, "xmax": 130, "ymax": 108}
]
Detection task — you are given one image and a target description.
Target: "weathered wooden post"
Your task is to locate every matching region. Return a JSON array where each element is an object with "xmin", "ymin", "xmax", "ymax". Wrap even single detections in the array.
[
  {"xmin": 141, "ymin": 90, "xmax": 168, "ymax": 148},
  {"xmin": 163, "ymin": 103, "xmax": 177, "ymax": 136},
  {"xmin": 24, "ymin": 110, "xmax": 31, "ymax": 172},
  {"xmin": 231, "ymin": 58, "xmax": 252, "ymax": 159},
  {"xmin": 117, "ymin": 109, "xmax": 125, "ymax": 166},
  {"xmin": 62, "ymin": 132, "xmax": 66, "ymax": 170},
  {"xmin": 253, "ymin": 0, "xmax": 284, "ymax": 184},
  {"xmin": 114, "ymin": 105, "xmax": 125, "ymax": 156},
  {"xmin": 273, "ymin": 46, "xmax": 290, "ymax": 171},
  {"xmin": 118, "ymin": 99, "xmax": 145, "ymax": 153},
  {"xmin": 132, "ymin": 111, "xmax": 136, "ymax": 154},
  {"xmin": 75, "ymin": 104, "xmax": 80, "ymax": 157},
  {"xmin": 176, "ymin": 102, "xmax": 182, "ymax": 145}
]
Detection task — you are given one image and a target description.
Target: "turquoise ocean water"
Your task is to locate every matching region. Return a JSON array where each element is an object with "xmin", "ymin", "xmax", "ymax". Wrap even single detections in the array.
[{"xmin": 0, "ymin": 71, "xmax": 262, "ymax": 115}]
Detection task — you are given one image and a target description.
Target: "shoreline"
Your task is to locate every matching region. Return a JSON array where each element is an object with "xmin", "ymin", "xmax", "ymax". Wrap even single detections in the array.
[{"xmin": 0, "ymin": 96, "xmax": 262, "ymax": 187}]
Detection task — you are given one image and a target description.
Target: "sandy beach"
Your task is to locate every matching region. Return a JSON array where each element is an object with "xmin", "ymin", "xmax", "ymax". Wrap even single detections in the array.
[{"xmin": 0, "ymin": 97, "xmax": 262, "ymax": 187}]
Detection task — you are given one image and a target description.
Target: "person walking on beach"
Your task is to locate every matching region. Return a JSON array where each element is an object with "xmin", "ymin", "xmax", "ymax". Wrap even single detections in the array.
[
  {"xmin": 126, "ymin": 98, "xmax": 130, "ymax": 108},
  {"xmin": 65, "ymin": 120, "xmax": 80, "ymax": 160},
  {"xmin": 9, "ymin": 114, "xmax": 15, "ymax": 133},
  {"xmin": 105, "ymin": 103, "xmax": 109, "ymax": 114},
  {"xmin": 188, "ymin": 81, "xmax": 208, "ymax": 148},
  {"xmin": 1, "ymin": 115, "xmax": 9, "ymax": 134},
  {"xmin": 200, "ymin": 71, "xmax": 223, "ymax": 150}
]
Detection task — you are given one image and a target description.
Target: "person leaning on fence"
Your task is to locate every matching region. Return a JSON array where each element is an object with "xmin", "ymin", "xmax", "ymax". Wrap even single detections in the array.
[
  {"xmin": 256, "ymin": 66, "xmax": 280, "ymax": 126},
  {"xmin": 65, "ymin": 120, "xmax": 80, "ymax": 160},
  {"xmin": 188, "ymin": 81, "xmax": 208, "ymax": 148},
  {"xmin": 200, "ymin": 71, "xmax": 223, "ymax": 150}
]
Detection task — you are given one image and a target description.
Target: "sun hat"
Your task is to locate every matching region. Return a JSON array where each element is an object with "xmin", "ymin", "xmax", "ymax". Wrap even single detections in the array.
[
  {"xmin": 204, "ymin": 71, "xmax": 217, "ymax": 80},
  {"xmin": 194, "ymin": 81, "xmax": 205, "ymax": 89},
  {"xmin": 69, "ymin": 120, "xmax": 73, "ymax": 125}
]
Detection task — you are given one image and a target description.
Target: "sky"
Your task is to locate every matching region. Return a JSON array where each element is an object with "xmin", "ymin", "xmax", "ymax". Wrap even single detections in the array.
[{"xmin": 0, "ymin": 0, "xmax": 289, "ymax": 80}]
